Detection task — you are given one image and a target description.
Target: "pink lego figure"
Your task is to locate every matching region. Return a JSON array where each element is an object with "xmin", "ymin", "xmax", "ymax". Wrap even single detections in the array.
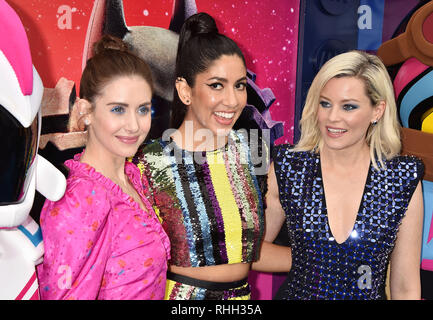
[{"xmin": 0, "ymin": 0, "xmax": 66, "ymax": 299}]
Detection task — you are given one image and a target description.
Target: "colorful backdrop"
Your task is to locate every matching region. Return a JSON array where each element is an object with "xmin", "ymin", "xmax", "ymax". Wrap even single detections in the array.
[
  {"xmin": 7, "ymin": 0, "xmax": 299, "ymax": 300},
  {"xmin": 7, "ymin": 0, "xmax": 433, "ymax": 299}
]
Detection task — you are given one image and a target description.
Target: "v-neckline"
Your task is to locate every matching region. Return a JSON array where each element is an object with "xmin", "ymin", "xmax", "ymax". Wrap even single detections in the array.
[{"xmin": 317, "ymin": 154, "xmax": 372, "ymax": 245}]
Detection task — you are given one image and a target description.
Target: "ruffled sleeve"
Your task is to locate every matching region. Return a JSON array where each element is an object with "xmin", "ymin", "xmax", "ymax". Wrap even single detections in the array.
[{"xmin": 37, "ymin": 176, "xmax": 111, "ymax": 300}]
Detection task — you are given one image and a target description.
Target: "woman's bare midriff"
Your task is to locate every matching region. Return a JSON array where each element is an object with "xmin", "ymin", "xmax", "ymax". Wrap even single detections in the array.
[{"xmin": 169, "ymin": 263, "xmax": 251, "ymax": 283}]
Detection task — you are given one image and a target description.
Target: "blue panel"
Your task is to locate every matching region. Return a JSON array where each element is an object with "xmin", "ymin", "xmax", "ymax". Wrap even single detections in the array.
[
  {"xmin": 422, "ymin": 180, "xmax": 433, "ymax": 262},
  {"xmin": 357, "ymin": 0, "xmax": 385, "ymax": 50},
  {"xmin": 294, "ymin": 0, "xmax": 360, "ymax": 142}
]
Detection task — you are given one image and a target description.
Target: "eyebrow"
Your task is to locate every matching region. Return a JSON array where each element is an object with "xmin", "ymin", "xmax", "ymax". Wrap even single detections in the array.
[
  {"xmin": 106, "ymin": 101, "xmax": 152, "ymax": 107},
  {"xmin": 319, "ymin": 95, "xmax": 361, "ymax": 103},
  {"xmin": 207, "ymin": 76, "xmax": 247, "ymax": 83}
]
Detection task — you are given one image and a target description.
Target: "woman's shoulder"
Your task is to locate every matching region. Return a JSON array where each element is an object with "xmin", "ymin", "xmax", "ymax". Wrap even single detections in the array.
[
  {"xmin": 43, "ymin": 158, "xmax": 113, "ymax": 219},
  {"xmin": 272, "ymin": 143, "xmax": 317, "ymax": 162},
  {"xmin": 134, "ymin": 138, "xmax": 167, "ymax": 162},
  {"xmin": 141, "ymin": 138, "xmax": 165, "ymax": 154},
  {"xmin": 385, "ymin": 154, "xmax": 424, "ymax": 178},
  {"xmin": 65, "ymin": 175, "xmax": 111, "ymax": 207},
  {"xmin": 65, "ymin": 159, "xmax": 116, "ymax": 196},
  {"xmin": 271, "ymin": 144, "xmax": 318, "ymax": 178},
  {"xmin": 375, "ymin": 155, "xmax": 425, "ymax": 187},
  {"xmin": 386, "ymin": 154, "xmax": 423, "ymax": 169},
  {"xmin": 272, "ymin": 143, "xmax": 293, "ymax": 156},
  {"xmin": 41, "ymin": 174, "xmax": 111, "ymax": 228}
]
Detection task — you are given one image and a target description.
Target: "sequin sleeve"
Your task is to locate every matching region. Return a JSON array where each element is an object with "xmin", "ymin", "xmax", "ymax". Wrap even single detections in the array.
[
  {"xmin": 37, "ymin": 178, "xmax": 111, "ymax": 300},
  {"xmin": 399, "ymin": 155, "xmax": 424, "ymax": 205},
  {"xmin": 271, "ymin": 144, "xmax": 294, "ymax": 198},
  {"xmin": 132, "ymin": 144, "xmax": 158, "ymax": 214},
  {"xmin": 237, "ymin": 129, "xmax": 270, "ymax": 210}
]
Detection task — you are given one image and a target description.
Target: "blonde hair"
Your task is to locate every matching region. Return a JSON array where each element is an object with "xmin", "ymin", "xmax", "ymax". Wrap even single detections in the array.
[{"xmin": 294, "ymin": 50, "xmax": 401, "ymax": 170}]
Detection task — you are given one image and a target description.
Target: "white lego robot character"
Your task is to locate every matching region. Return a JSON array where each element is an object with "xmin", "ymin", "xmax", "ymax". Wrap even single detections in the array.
[{"xmin": 0, "ymin": 0, "xmax": 66, "ymax": 300}]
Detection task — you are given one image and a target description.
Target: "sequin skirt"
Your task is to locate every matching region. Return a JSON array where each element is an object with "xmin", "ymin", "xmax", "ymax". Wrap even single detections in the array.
[{"xmin": 165, "ymin": 272, "xmax": 251, "ymax": 300}]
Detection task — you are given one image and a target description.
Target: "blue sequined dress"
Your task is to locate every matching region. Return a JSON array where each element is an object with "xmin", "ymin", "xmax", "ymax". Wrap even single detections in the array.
[{"xmin": 273, "ymin": 144, "xmax": 423, "ymax": 300}]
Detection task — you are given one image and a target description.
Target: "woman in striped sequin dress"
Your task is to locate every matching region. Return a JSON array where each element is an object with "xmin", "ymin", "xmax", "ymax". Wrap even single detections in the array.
[{"xmin": 132, "ymin": 12, "xmax": 290, "ymax": 300}]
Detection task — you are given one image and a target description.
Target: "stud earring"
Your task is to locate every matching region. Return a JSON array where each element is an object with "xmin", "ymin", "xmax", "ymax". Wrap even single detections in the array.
[
  {"xmin": 84, "ymin": 118, "xmax": 90, "ymax": 126},
  {"xmin": 371, "ymin": 120, "xmax": 378, "ymax": 126}
]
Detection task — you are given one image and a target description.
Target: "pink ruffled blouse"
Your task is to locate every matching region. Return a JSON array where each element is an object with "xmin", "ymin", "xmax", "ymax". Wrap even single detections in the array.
[{"xmin": 37, "ymin": 154, "xmax": 170, "ymax": 300}]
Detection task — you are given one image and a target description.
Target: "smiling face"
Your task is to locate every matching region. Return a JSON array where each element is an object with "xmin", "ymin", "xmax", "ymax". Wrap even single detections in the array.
[
  {"xmin": 85, "ymin": 75, "xmax": 152, "ymax": 160},
  {"xmin": 181, "ymin": 54, "xmax": 247, "ymax": 140},
  {"xmin": 317, "ymin": 76, "xmax": 384, "ymax": 153}
]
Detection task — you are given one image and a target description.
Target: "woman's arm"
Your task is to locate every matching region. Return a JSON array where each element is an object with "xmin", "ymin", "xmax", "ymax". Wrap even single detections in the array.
[
  {"xmin": 389, "ymin": 181, "xmax": 423, "ymax": 300},
  {"xmin": 38, "ymin": 181, "xmax": 110, "ymax": 300},
  {"xmin": 252, "ymin": 162, "xmax": 291, "ymax": 272}
]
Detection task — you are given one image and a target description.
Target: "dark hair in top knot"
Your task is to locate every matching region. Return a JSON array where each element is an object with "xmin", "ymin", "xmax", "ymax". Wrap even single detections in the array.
[
  {"xmin": 171, "ymin": 12, "xmax": 246, "ymax": 129},
  {"xmin": 92, "ymin": 34, "xmax": 129, "ymax": 55},
  {"xmin": 80, "ymin": 35, "xmax": 153, "ymax": 103},
  {"xmin": 177, "ymin": 12, "xmax": 218, "ymax": 53},
  {"xmin": 188, "ymin": 11, "xmax": 218, "ymax": 35}
]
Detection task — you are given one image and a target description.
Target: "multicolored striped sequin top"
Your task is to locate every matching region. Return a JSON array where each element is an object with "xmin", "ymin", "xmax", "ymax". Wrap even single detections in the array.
[
  {"xmin": 273, "ymin": 145, "xmax": 424, "ymax": 300},
  {"xmin": 132, "ymin": 130, "xmax": 267, "ymax": 267}
]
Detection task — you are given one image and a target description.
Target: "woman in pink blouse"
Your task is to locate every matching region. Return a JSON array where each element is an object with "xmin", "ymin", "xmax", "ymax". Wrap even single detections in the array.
[{"xmin": 37, "ymin": 35, "xmax": 170, "ymax": 300}]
